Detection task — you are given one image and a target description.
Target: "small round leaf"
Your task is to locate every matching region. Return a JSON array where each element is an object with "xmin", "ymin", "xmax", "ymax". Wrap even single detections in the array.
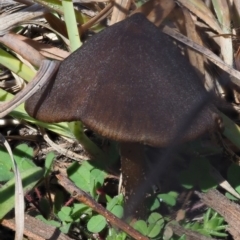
[
  {"xmin": 87, "ymin": 215, "xmax": 107, "ymax": 233},
  {"xmin": 147, "ymin": 212, "xmax": 164, "ymax": 238},
  {"xmin": 133, "ymin": 220, "xmax": 148, "ymax": 235},
  {"xmin": 111, "ymin": 205, "xmax": 123, "ymax": 218}
]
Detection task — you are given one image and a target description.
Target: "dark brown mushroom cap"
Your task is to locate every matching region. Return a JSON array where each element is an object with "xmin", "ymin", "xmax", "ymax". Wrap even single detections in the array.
[{"xmin": 25, "ymin": 13, "xmax": 219, "ymax": 147}]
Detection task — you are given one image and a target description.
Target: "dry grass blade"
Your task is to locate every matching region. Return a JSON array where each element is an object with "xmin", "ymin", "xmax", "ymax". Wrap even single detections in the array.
[
  {"xmin": 182, "ymin": 8, "xmax": 205, "ymax": 78},
  {"xmin": 0, "ymin": 33, "xmax": 44, "ymax": 67},
  {"xmin": 0, "ymin": 134, "xmax": 24, "ymax": 240},
  {"xmin": 212, "ymin": 0, "xmax": 233, "ymax": 66},
  {"xmin": 0, "ymin": 73, "xmax": 25, "ymax": 93},
  {"xmin": 40, "ymin": 127, "xmax": 87, "ymax": 162},
  {"xmin": 232, "ymin": 0, "xmax": 240, "ymax": 21},
  {"xmin": 81, "ymin": 2, "xmax": 114, "ymax": 32},
  {"xmin": 176, "ymin": 0, "xmax": 223, "ymax": 34},
  {"xmin": 0, "ymin": 4, "xmax": 46, "ymax": 35},
  {"xmin": 132, "ymin": 0, "xmax": 175, "ymax": 27},
  {"xmin": 9, "ymin": 34, "xmax": 70, "ymax": 60},
  {"xmin": 110, "ymin": 0, "xmax": 131, "ymax": 25},
  {"xmin": 162, "ymin": 26, "xmax": 240, "ymax": 86}
]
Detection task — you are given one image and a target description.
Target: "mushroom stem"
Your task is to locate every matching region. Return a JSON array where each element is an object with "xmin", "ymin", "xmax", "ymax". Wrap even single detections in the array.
[
  {"xmin": 68, "ymin": 121, "xmax": 107, "ymax": 161},
  {"xmin": 120, "ymin": 142, "xmax": 148, "ymax": 219}
]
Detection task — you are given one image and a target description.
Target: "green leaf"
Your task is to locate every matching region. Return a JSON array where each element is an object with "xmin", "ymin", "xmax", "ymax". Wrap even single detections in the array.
[
  {"xmin": 147, "ymin": 212, "xmax": 164, "ymax": 238},
  {"xmin": 0, "ymin": 146, "xmax": 12, "ymax": 169},
  {"xmin": 13, "ymin": 144, "xmax": 35, "ymax": 171},
  {"xmin": 146, "ymin": 195, "xmax": 160, "ymax": 211},
  {"xmin": 62, "ymin": 0, "xmax": 81, "ymax": 51},
  {"xmin": 36, "ymin": 215, "xmax": 61, "ymax": 227},
  {"xmin": 0, "ymin": 48, "xmax": 35, "ymax": 81},
  {"xmin": 87, "ymin": 215, "xmax": 107, "ymax": 233},
  {"xmin": 107, "ymin": 194, "xmax": 124, "ymax": 211},
  {"xmin": 133, "ymin": 220, "xmax": 148, "ymax": 235},
  {"xmin": 187, "ymin": 222, "xmax": 201, "ymax": 231},
  {"xmin": 71, "ymin": 203, "xmax": 89, "ymax": 219},
  {"xmin": 0, "ymin": 167, "xmax": 44, "ymax": 219},
  {"xmin": 44, "ymin": 152, "xmax": 55, "ymax": 177},
  {"xmin": 205, "ymin": 218, "xmax": 222, "ymax": 229},
  {"xmin": 58, "ymin": 206, "xmax": 73, "ymax": 222},
  {"xmin": 91, "ymin": 168, "xmax": 107, "ymax": 186},
  {"xmin": 0, "ymin": 163, "xmax": 14, "ymax": 181},
  {"xmin": 148, "ymin": 212, "xmax": 164, "ymax": 224},
  {"xmin": 158, "ymin": 192, "xmax": 178, "ymax": 206},
  {"xmin": 60, "ymin": 222, "xmax": 72, "ymax": 234},
  {"xmin": 106, "ymin": 194, "xmax": 112, "ymax": 203},
  {"xmin": 67, "ymin": 161, "xmax": 93, "ymax": 192},
  {"xmin": 203, "ymin": 208, "xmax": 211, "ymax": 223},
  {"xmin": 89, "ymin": 168, "xmax": 107, "ymax": 197},
  {"xmin": 107, "ymin": 228, "xmax": 127, "ymax": 240},
  {"xmin": 215, "ymin": 225, "xmax": 228, "ymax": 231},
  {"xmin": 111, "ymin": 205, "xmax": 123, "ymax": 218},
  {"xmin": 186, "ymin": 208, "xmax": 227, "ymax": 238},
  {"xmin": 179, "ymin": 235, "xmax": 187, "ymax": 240},
  {"xmin": 147, "ymin": 223, "xmax": 163, "ymax": 238},
  {"xmin": 225, "ymin": 189, "xmax": 239, "ymax": 201}
]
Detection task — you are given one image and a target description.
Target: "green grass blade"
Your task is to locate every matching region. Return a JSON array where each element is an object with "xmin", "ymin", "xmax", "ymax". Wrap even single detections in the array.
[
  {"xmin": 0, "ymin": 48, "xmax": 35, "ymax": 82},
  {"xmin": 62, "ymin": 0, "xmax": 81, "ymax": 51}
]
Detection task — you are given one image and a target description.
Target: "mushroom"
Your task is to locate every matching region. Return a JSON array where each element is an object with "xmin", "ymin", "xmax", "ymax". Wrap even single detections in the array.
[{"xmin": 25, "ymin": 13, "xmax": 220, "ymax": 218}]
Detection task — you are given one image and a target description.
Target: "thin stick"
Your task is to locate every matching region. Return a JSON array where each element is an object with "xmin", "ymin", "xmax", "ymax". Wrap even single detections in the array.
[{"xmin": 56, "ymin": 173, "xmax": 149, "ymax": 240}]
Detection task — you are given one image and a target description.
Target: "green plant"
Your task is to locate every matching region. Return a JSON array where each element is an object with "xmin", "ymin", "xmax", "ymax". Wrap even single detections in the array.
[
  {"xmin": 147, "ymin": 191, "xmax": 178, "ymax": 213},
  {"xmin": 65, "ymin": 161, "xmax": 182, "ymax": 238},
  {"xmin": 66, "ymin": 161, "xmax": 124, "ymax": 233},
  {"xmin": 0, "ymin": 143, "xmax": 54, "ymax": 219},
  {"xmin": 67, "ymin": 161, "xmax": 107, "ymax": 198},
  {"xmin": 0, "ymin": 141, "xmax": 230, "ymax": 239},
  {"xmin": 168, "ymin": 208, "xmax": 227, "ymax": 240},
  {"xmin": 185, "ymin": 208, "xmax": 227, "ymax": 238},
  {"xmin": 35, "ymin": 161, "xmax": 123, "ymax": 236},
  {"xmin": 133, "ymin": 212, "xmax": 165, "ymax": 239},
  {"xmin": 106, "ymin": 228, "xmax": 128, "ymax": 240},
  {"xmin": 1, "ymin": 1, "xmax": 240, "ymax": 239}
]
